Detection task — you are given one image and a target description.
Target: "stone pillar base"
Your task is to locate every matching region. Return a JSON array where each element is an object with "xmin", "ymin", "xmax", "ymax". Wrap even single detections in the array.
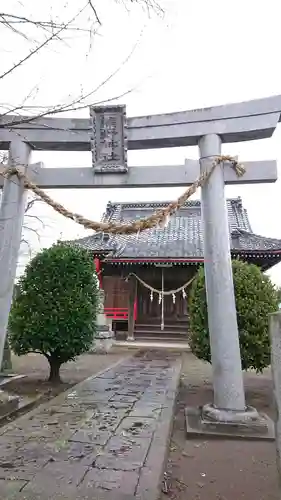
[
  {"xmin": 202, "ymin": 403, "xmax": 260, "ymax": 423},
  {"xmin": 90, "ymin": 289, "xmax": 115, "ymax": 354},
  {"xmin": 0, "ymin": 390, "xmax": 19, "ymax": 417},
  {"xmin": 184, "ymin": 403, "xmax": 275, "ymax": 441},
  {"xmin": 90, "ymin": 329, "xmax": 114, "ymax": 354},
  {"xmin": 1, "ymin": 340, "xmax": 12, "ymax": 372}
]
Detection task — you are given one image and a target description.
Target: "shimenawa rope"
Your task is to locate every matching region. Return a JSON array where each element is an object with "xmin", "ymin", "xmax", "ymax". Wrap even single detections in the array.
[
  {"xmin": 0, "ymin": 155, "xmax": 245, "ymax": 235},
  {"xmin": 127, "ymin": 273, "xmax": 195, "ymax": 295}
]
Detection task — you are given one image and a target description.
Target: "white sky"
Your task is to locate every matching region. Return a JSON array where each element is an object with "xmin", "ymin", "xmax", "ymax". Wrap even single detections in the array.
[{"xmin": 1, "ymin": 0, "xmax": 281, "ymax": 284}]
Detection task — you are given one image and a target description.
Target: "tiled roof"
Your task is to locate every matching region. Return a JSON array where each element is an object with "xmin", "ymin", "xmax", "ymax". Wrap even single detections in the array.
[{"xmin": 70, "ymin": 197, "xmax": 281, "ymax": 259}]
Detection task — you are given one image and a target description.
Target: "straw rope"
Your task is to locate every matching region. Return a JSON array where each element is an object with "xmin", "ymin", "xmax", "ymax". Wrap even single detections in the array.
[
  {"xmin": 0, "ymin": 155, "xmax": 245, "ymax": 235},
  {"xmin": 127, "ymin": 273, "xmax": 195, "ymax": 295}
]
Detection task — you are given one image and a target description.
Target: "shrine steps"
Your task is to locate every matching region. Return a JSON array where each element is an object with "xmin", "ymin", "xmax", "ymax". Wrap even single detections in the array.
[
  {"xmin": 133, "ymin": 332, "xmax": 188, "ymax": 342},
  {"xmin": 135, "ymin": 319, "xmax": 189, "ymax": 341},
  {"xmin": 115, "ymin": 339, "xmax": 190, "ymax": 350},
  {"xmin": 115, "ymin": 318, "xmax": 189, "ymax": 343}
]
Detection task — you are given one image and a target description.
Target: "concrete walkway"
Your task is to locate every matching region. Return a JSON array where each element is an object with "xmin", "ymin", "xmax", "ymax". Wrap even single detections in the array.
[{"xmin": 0, "ymin": 350, "xmax": 182, "ymax": 499}]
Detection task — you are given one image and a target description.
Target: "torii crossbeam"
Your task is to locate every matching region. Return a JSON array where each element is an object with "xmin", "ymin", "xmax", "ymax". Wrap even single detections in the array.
[
  {"xmin": 0, "ymin": 95, "xmax": 281, "ymax": 429},
  {"xmin": 0, "ymin": 159, "xmax": 277, "ymax": 189}
]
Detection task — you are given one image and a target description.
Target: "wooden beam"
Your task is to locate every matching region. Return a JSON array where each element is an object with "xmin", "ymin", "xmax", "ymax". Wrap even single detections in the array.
[
  {"xmin": 127, "ymin": 278, "xmax": 137, "ymax": 341},
  {"xmin": 0, "ymin": 95, "xmax": 281, "ymax": 150},
  {"xmin": 0, "ymin": 160, "xmax": 276, "ymax": 188}
]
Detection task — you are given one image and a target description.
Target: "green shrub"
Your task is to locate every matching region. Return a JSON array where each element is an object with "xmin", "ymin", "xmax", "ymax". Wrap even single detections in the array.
[
  {"xmin": 9, "ymin": 243, "xmax": 99, "ymax": 383},
  {"xmin": 189, "ymin": 260, "xmax": 278, "ymax": 372}
]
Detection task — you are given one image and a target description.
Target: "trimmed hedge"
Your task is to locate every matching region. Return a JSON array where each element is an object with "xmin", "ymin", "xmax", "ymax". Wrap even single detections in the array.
[{"xmin": 188, "ymin": 260, "xmax": 278, "ymax": 372}]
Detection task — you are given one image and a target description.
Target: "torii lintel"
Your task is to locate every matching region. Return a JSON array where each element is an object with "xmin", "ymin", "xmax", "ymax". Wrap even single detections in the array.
[{"xmin": 0, "ymin": 95, "xmax": 281, "ymax": 151}]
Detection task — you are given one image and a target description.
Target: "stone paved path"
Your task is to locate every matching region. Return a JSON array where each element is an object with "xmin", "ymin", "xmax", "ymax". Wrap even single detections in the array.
[{"xmin": 0, "ymin": 351, "xmax": 182, "ymax": 500}]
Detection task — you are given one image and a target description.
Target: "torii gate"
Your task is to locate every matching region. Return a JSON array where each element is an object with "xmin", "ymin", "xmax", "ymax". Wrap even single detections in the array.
[{"xmin": 0, "ymin": 95, "xmax": 281, "ymax": 426}]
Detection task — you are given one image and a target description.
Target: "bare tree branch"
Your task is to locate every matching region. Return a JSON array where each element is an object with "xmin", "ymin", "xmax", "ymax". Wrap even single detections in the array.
[
  {"xmin": 0, "ymin": 6, "xmax": 163, "ymax": 148},
  {"xmin": 25, "ymin": 196, "xmax": 43, "ymax": 213},
  {"xmin": 20, "ymin": 238, "xmax": 32, "ymax": 258},
  {"xmin": 22, "ymin": 197, "xmax": 43, "ymax": 239},
  {"xmin": 24, "ymin": 214, "xmax": 45, "ymax": 227},
  {"xmin": 88, "ymin": 1, "xmax": 102, "ymax": 25},
  {"xmin": 0, "ymin": 14, "xmax": 31, "ymax": 42},
  {"xmin": 22, "ymin": 224, "xmax": 41, "ymax": 241},
  {"xmin": 0, "ymin": 0, "xmax": 163, "ymax": 153},
  {"xmin": 0, "ymin": 3, "xmax": 91, "ymax": 81},
  {"xmin": 0, "ymin": 12, "xmax": 97, "ymax": 42},
  {"xmin": 0, "ymin": 26, "xmax": 144, "ymax": 129},
  {"xmin": 16, "ymin": 193, "xmax": 56, "ymax": 265}
]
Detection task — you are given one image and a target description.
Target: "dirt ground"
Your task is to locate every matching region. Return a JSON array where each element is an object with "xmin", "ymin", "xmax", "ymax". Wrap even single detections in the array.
[{"xmin": 162, "ymin": 352, "xmax": 280, "ymax": 500}]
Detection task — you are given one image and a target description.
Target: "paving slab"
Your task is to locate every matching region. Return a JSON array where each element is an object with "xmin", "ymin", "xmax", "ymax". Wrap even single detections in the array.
[{"xmin": 0, "ymin": 351, "xmax": 181, "ymax": 499}]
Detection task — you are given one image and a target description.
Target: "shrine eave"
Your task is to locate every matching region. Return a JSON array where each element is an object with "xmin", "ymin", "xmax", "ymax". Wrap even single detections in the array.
[
  {"xmin": 102, "ymin": 258, "xmax": 204, "ymax": 264},
  {"xmin": 100, "ymin": 249, "xmax": 281, "ymax": 270}
]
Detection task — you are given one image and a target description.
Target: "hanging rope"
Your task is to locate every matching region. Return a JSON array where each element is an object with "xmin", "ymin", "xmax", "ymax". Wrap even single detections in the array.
[
  {"xmin": 0, "ymin": 155, "xmax": 245, "ymax": 235},
  {"xmin": 127, "ymin": 272, "xmax": 194, "ymax": 332},
  {"xmin": 161, "ymin": 268, "xmax": 164, "ymax": 331},
  {"xmin": 127, "ymin": 273, "xmax": 195, "ymax": 295}
]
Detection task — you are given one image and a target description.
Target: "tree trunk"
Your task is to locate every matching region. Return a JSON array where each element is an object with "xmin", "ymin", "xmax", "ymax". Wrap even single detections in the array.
[{"xmin": 48, "ymin": 357, "xmax": 62, "ymax": 384}]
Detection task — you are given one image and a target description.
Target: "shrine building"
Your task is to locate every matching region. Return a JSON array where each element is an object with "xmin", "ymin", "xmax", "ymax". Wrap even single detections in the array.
[{"xmin": 70, "ymin": 197, "xmax": 281, "ymax": 342}]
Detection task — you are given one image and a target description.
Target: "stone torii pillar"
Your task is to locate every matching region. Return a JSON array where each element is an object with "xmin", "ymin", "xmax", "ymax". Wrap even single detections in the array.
[
  {"xmin": 0, "ymin": 139, "xmax": 31, "ymax": 367},
  {"xmin": 199, "ymin": 134, "xmax": 245, "ymax": 415}
]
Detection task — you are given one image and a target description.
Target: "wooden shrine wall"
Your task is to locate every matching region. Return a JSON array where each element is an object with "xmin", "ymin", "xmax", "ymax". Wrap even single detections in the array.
[{"xmin": 103, "ymin": 276, "xmax": 130, "ymax": 309}]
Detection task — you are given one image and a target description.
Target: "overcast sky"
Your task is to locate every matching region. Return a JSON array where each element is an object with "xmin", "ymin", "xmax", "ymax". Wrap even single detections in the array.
[{"xmin": 1, "ymin": 0, "xmax": 281, "ymax": 284}]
